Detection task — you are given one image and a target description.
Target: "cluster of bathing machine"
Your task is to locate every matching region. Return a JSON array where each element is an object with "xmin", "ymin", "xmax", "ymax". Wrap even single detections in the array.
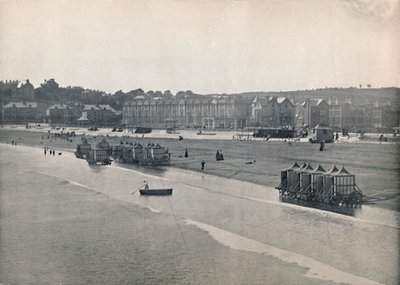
[
  {"xmin": 276, "ymin": 162, "xmax": 363, "ymax": 207},
  {"xmin": 75, "ymin": 138, "xmax": 363, "ymax": 205},
  {"xmin": 75, "ymin": 138, "xmax": 170, "ymax": 166}
]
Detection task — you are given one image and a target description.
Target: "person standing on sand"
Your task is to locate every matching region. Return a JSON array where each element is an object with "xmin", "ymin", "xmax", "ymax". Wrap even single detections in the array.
[
  {"xmin": 201, "ymin": 160, "xmax": 205, "ymax": 170},
  {"xmin": 319, "ymin": 140, "xmax": 325, "ymax": 151}
]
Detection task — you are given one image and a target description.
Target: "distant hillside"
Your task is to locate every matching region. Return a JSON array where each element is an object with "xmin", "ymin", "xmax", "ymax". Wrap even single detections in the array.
[{"xmin": 213, "ymin": 87, "xmax": 400, "ymax": 105}]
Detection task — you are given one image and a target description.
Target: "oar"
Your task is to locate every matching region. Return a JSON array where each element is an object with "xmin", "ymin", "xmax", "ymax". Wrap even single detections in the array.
[{"xmin": 132, "ymin": 184, "xmax": 145, "ymax": 195}]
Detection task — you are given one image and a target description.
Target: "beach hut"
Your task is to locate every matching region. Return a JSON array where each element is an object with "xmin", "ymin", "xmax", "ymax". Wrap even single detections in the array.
[
  {"xmin": 122, "ymin": 146, "xmax": 134, "ymax": 163},
  {"xmin": 285, "ymin": 162, "xmax": 306, "ymax": 196},
  {"xmin": 291, "ymin": 162, "xmax": 307, "ymax": 190},
  {"xmin": 330, "ymin": 166, "xmax": 362, "ymax": 205},
  {"xmin": 296, "ymin": 164, "xmax": 314, "ymax": 199},
  {"xmin": 277, "ymin": 161, "xmax": 300, "ymax": 192},
  {"xmin": 133, "ymin": 143, "xmax": 144, "ymax": 161},
  {"xmin": 87, "ymin": 148, "xmax": 110, "ymax": 165},
  {"xmin": 96, "ymin": 139, "xmax": 109, "ymax": 149},
  {"xmin": 306, "ymin": 164, "xmax": 326, "ymax": 201},
  {"xmin": 96, "ymin": 139, "xmax": 112, "ymax": 156},
  {"xmin": 138, "ymin": 143, "xmax": 170, "ymax": 166},
  {"xmin": 319, "ymin": 165, "xmax": 339, "ymax": 203},
  {"xmin": 74, "ymin": 138, "xmax": 91, "ymax": 159},
  {"xmin": 150, "ymin": 144, "xmax": 166, "ymax": 160},
  {"xmin": 283, "ymin": 162, "xmax": 303, "ymax": 196},
  {"xmin": 310, "ymin": 164, "xmax": 326, "ymax": 191},
  {"xmin": 111, "ymin": 144, "xmax": 124, "ymax": 159}
]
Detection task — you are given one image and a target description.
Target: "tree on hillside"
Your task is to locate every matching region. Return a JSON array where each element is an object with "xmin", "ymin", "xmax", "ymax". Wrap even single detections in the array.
[
  {"xmin": 146, "ymin": 90, "xmax": 155, "ymax": 97},
  {"xmin": 163, "ymin": 90, "xmax": 172, "ymax": 97}
]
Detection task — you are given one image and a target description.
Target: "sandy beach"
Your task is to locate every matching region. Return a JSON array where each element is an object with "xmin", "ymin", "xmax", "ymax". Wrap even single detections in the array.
[{"xmin": 0, "ymin": 126, "xmax": 399, "ymax": 212}]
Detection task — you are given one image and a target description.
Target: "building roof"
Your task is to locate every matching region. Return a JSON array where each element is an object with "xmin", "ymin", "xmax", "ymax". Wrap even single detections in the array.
[
  {"xmin": 296, "ymin": 163, "xmax": 313, "ymax": 172},
  {"xmin": 83, "ymin": 104, "xmax": 100, "ymax": 111},
  {"xmin": 48, "ymin": 104, "xmax": 70, "ymax": 110},
  {"xmin": 313, "ymin": 124, "xmax": 333, "ymax": 130},
  {"xmin": 283, "ymin": 161, "xmax": 300, "ymax": 171},
  {"xmin": 297, "ymin": 162, "xmax": 307, "ymax": 170},
  {"xmin": 98, "ymin": 104, "xmax": 117, "ymax": 112},
  {"xmin": 301, "ymin": 99, "xmax": 326, "ymax": 107},
  {"xmin": 276, "ymin": 97, "xmax": 286, "ymax": 104},
  {"xmin": 82, "ymin": 104, "xmax": 117, "ymax": 113},
  {"xmin": 309, "ymin": 164, "xmax": 326, "ymax": 174},
  {"xmin": 4, "ymin": 101, "xmax": 37, "ymax": 108},
  {"xmin": 252, "ymin": 96, "xmax": 270, "ymax": 106},
  {"xmin": 326, "ymin": 165, "xmax": 339, "ymax": 174},
  {"xmin": 333, "ymin": 166, "xmax": 352, "ymax": 176}
]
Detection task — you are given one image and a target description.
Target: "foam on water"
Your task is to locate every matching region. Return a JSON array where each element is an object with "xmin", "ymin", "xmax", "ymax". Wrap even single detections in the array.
[
  {"xmin": 39, "ymin": 172, "xmax": 162, "ymax": 215},
  {"xmin": 146, "ymin": 206, "xmax": 161, "ymax": 213},
  {"xmin": 186, "ymin": 220, "xmax": 385, "ymax": 285},
  {"xmin": 111, "ymin": 165, "xmax": 169, "ymax": 181}
]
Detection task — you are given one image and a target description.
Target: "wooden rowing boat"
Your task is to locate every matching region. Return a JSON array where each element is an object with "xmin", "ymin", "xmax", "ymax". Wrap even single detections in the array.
[{"xmin": 139, "ymin": 188, "xmax": 173, "ymax": 195}]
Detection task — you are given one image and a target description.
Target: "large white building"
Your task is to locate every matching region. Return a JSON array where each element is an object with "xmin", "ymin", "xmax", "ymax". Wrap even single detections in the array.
[{"xmin": 122, "ymin": 95, "xmax": 249, "ymax": 129}]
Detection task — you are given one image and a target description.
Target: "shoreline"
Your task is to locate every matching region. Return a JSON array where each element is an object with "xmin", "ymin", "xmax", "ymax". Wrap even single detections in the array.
[{"xmin": 1, "ymin": 128, "xmax": 399, "ymax": 212}]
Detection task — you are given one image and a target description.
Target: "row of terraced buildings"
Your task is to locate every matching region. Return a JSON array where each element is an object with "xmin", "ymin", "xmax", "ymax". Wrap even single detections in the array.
[{"xmin": 122, "ymin": 95, "xmax": 399, "ymax": 131}]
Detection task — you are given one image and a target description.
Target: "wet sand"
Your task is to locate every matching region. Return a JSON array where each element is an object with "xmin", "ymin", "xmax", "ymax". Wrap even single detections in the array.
[{"xmin": 0, "ymin": 128, "xmax": 399, "ymax": 212}]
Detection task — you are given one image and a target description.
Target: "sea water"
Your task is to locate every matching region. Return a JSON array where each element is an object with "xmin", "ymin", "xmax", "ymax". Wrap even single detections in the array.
[{"xmin": 0, "ymin": 144, "xmax": 398, "ymax": 285}]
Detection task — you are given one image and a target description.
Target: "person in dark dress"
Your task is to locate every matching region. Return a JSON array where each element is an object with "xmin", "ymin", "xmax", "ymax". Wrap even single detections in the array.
[
  {"xmin": 319, "ymin": 140, "xmax": 325, "ymax": 151},
  {"xmin": 201, "ymin": 160, "xmax": 205, "ymax": 170}
]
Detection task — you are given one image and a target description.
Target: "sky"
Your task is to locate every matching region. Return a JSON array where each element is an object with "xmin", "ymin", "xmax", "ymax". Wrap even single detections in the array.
[{"xmin": 0, "ymin": 0, "xmax": 398, "ymax": 94}]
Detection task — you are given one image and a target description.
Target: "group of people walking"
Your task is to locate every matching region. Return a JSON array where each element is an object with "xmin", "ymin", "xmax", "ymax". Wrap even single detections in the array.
[{"xmin": 44, "ymin": 147, "xmax": 60, "ymax": 156}]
